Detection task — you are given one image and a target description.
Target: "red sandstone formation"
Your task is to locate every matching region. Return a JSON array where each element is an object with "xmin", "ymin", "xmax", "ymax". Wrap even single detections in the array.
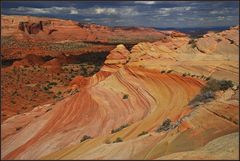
[{"xmin": 1, "ymin": 14, "xmax": 239, "ymax": 160}]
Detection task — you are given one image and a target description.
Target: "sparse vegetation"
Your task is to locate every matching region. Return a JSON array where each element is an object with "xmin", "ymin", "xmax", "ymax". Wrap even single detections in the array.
[
  {"xmin": 113, "ymin": 137, "xmax": 123, "ymax": 143},
  {"xmin": 80, "ymin": 135, "xmax": 92, "ymax": 142},
  {"xmin": 11, "ymin": 100, "xmax": 16, "ymax": 104},
  {"xmin": 156, "ymin": 119, "xmax": 172, "ymax": 132},
  {"xmin": 206, "ymin": 77, "xmax": 211, "ymax": 81},
  {"xmin": 188, "ymin": 39, "xmax": 197, "ymax": 48},
  {"xmin": 43, "ymin": 86, "xmax": 49, "ymax": 91},
  {"xmin": 111, "ymin": 124, "xmax": 129, "ymax": 134},
  {"xmin": 16, "ymin": 127, "xmax": 22, "ymax": 131},
  {"xmin": 48, "ymin": 82, "xmax": 57, "ymax": 86},
  {"xmin": 137, "ymin": 131, "xmax": 148, "ymax": 137},
  {"xmin": 161, "ymin": 70, "xmax": 166, "ymax": 73},
  {"xmin": 189, "ymin": 79, "xmax": 234, "ymax": 107},
  {"xmin": 167, "ymin": 70, "xmax": 173, "ymax": 73},
  {"xmin": 122, "ymin": 94, "xmax": 129, "ymax": 99}
]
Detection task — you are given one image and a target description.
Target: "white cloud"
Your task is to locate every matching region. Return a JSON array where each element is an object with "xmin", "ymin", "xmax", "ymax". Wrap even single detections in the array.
[
  {"xmin": 92, "ymin": 7, "xmax": 139, "ymax": 16},
  {"xmin": 83, "ymin": 18, "xmax": 92, "ymax": 21},
  {"xmin": 210, "ymin": 11, "xmax": 219, "ymax": 15},
  {"xmin": 94, "ymin": 8, "xmax": 117, "ymax": 15},
  {"xmin": 217, "ymin": 16, "xmax": 225, "ymax": 20},
  {"xmin": 9, "ymin": 7, "xmax": 51, "ymax": 14},
  {"xmin": 134, "ymin": 1, "xmax": 156, "ymax": 5},
  {"xmin": 8, "ymin": 6, "xmax": 140, "ymax": 17},
  {"xmin": 9, "ymin": 6, "xmax": 80, "ymax": 15},
  {"xmin": 70, "ymin": 9, "xmax": 78, "ymax": 15},
  {"xmin": 158, "ymin": 6, "xmax": 193, "ymax": 15}
]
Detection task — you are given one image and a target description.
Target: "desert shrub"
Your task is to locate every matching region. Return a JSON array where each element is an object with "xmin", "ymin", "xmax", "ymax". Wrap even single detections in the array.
[
  {"xmin": 205, "ymin": 77, "xmax": 211, "ymax": 81},
  {"xmin": 156, "ymin": 119, "xmax": 172, "ymax": 132},
  {"xmin": 57, "ymin": 91, "xmax": 62, "ymax": 95},
  {"xmin": 218, "ymin": 80, "xmax": 234, "ymax": 91},
  {"xmin": 80, "ymin": 135, "xmax": 92, "ymax": 142},
  {"xmin": 16, "ymin": 127, "xmax": 22, "ymax": 131},
  {"xmin": 48, "ymin": 82, "xmax": 57, "ymax": 86},
  {"xmin": 111, "ymin": 124, "xmax": 129, "ymax": 134},
  {"xmin": 202, "ymin": 79, "xmax": 233, "ymax": 93},
  {"xmin": 161, "ymin": 70, "xmax": 166, "ymax": 73},
  {"xmin": 189, "ymin": 79, "xmax": 234, "ymax": 107},
  {"xmin": 188, "ymin": 39, "xmax": 196, "ymax": 48},
  {"xmin": 137, "ymin": 131, "xmax": 148, "ymax": 137},
  {"xmin": 11, "ymin": 100, "xmax": 16, "ymax": 104},
  {"xmin": 43, "ymin": 86, "xmax": 49, "ymax": 91},
  {"xmin": 189, "ymin": 91, "xmax": 215, "ymax": 107},
  {"xmin": 182, "ymin": 73, "xmax": 187, "ymax": 77},
  {"xmin": 167, "ymin": 70, "xmax": 173, "ymax": 73},
  {"xmin": 123, "ymin": 94, "xmax": 129, "ymax": 99},
  {"xmin": 113, "ymin": 137, "xmax": 123, "ymax": 143}
]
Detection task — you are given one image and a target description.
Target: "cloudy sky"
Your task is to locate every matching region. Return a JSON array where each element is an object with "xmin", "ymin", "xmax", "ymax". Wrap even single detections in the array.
[{"xmin": 2, "ymin": 1, "xmax": 239, "ymax": 28}]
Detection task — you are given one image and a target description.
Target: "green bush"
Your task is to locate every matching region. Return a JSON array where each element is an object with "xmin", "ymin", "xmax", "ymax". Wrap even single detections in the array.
[
  {"xmin": 80, "ymin": 135, "xmax": 92, "ymax": 142},
  {"xmin": 111, "ymin": 124, "xmax": 129, "ymax": 134},
  {"xmin": 48, "ymin": 82, "xmax": 57, "ymax": 86},
  {"xmin": 137, "ymin": 131, "xmax": 148, "ymax": 137},
  {"xmin": 123, "ymin": 94, "xmax": 129, "ymax": 99},
  {"xmin": 113, "ymin": 137, "xmax": 123, "ymax": 143}
]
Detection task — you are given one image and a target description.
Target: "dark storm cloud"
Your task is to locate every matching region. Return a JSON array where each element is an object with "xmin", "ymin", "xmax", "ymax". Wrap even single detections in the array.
[{"xmin": 1, "ymin": 1, "xmax": 239, "ymax": 28}]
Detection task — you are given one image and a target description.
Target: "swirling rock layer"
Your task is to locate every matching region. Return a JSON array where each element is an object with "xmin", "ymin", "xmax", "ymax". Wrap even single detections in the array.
[{"xmin": 1, "ymin": 26, "xmax": 239, "ymax": 160}]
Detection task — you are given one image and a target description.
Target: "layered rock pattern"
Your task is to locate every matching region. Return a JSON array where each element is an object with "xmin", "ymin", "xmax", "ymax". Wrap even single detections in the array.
[{"xmin": 1, "ymin": 23, "xmax": 239, "ymax": 160}]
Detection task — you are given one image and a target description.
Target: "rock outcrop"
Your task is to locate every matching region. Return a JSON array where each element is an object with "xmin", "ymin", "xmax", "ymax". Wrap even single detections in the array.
[
  {"xmin": 102, "ymin": 44, "xmax": 130, "ymax": 72},
  {"xmin": 18, "ymin": 21, "xmax": 44, "ymax": 34}
]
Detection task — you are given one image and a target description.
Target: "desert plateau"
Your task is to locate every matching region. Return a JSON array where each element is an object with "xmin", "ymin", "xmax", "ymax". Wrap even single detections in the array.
[{"xmin": 1, "ymin": 1, "xmax": 239, "ymax": 160}]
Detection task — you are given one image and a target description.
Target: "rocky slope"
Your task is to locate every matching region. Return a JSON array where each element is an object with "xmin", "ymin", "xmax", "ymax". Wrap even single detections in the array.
[{"xmin": 1, "ymin": 23, "xmax": 239, "ymax": 160}]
